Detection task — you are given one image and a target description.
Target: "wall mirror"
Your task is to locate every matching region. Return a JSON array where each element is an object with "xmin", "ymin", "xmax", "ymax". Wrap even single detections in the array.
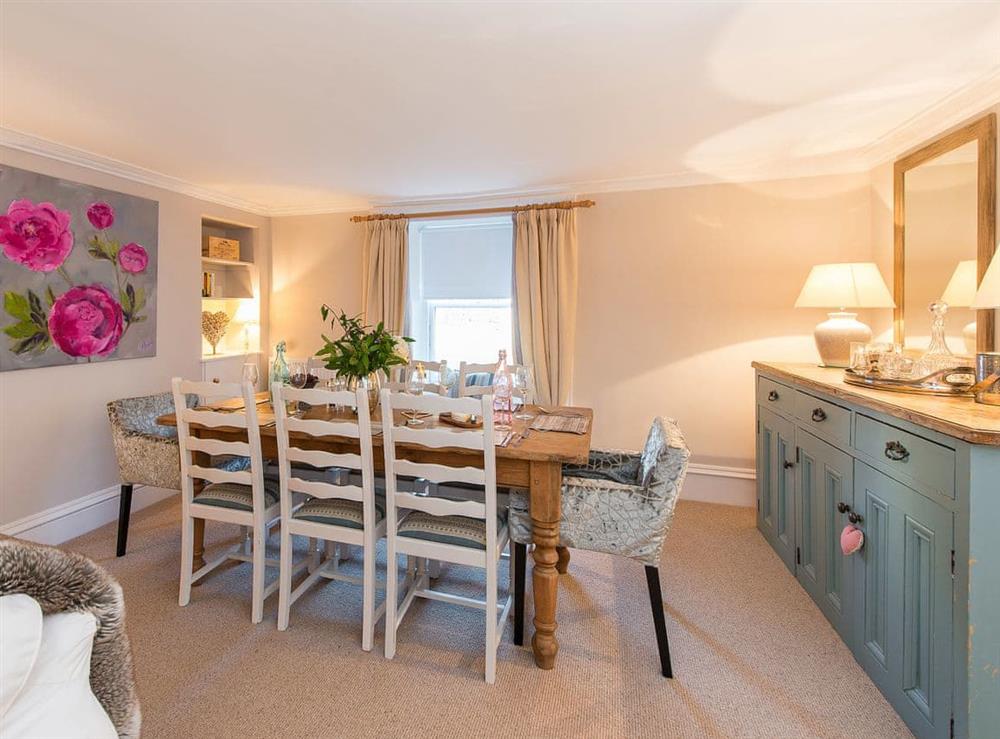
[{"xmin": 894, "ymin": 113, "xmax": 996, "ymax": 354}]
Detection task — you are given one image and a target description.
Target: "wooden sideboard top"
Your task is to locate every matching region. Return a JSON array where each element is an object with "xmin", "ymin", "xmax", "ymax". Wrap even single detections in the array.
[{"xmin": 753, "ymin": 361, "xmax": 1000, "ymax": 446}]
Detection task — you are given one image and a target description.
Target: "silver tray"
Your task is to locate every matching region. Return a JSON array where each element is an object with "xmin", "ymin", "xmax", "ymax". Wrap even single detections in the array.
[{"xmin": 843, "ymin": 367, "xmax": 976, "ymax": 396}]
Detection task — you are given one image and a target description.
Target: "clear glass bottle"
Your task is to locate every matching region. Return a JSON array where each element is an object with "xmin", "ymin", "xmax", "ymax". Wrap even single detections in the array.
[
  {"xmin": 270, "ymin": 340, "xmax": 290, "ymax": 405},
  {"xmin": 494, "ymin": 349, "xmax": 513, "ymax": 427},
  {"xmin": 922, "ymin": 302, "xmax": 958, "ymax": 373}
]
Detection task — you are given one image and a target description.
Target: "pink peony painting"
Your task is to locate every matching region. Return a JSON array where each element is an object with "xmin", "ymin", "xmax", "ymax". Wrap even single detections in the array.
[{"xmin": 0, "ymin": 165, "xmax": 157, "ymax": 371}]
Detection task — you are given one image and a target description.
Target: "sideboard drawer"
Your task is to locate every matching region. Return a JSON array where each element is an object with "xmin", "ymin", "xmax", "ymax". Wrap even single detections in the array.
[
  {"xmin": 793, "ymin": 391, "xmax": 851, "ymax": 446},
  {"xmin": 854, "ymin": 415, "xmax": 956, "ymax": 500},
  {"xmin": 758, "ymin": 376, "xmax": 794, "ymax": 417}
]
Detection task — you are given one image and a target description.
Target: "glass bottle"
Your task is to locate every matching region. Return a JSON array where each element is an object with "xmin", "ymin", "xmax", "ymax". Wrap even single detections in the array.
[
  {"xmin": 270, "ymin": 340, "xmax": 290, "ymax": 405},
  {"xmin": 922, "ymin": 302, "xmax": 957, "ymax": 372},
  {"xmin": 494, "ymin": 349, "xmax": 513, "ymax": 427}
]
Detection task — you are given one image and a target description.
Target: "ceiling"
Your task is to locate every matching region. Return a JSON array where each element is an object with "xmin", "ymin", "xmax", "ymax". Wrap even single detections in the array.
[{"xmin": 2, "ymin": 1, "xmax": 1000, "ymax": 215}]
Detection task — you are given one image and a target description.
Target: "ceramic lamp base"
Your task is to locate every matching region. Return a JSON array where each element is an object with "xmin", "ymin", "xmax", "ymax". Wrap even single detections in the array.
[
  {"xmin": 814, "ymin": 312, "xmax": 872, "ymax": 368},
  {"xmin": 963, "ymin": 320, "xmax": 977, "ymax": 355}
]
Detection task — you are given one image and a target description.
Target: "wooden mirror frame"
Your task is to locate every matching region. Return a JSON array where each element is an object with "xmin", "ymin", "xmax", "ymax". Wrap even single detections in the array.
[{"xmin": 893, "ymin": 112, "xmax": 996, "ymax": 351}]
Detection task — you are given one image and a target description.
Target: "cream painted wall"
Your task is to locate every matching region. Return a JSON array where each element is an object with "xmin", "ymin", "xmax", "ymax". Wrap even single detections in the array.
[
  {"xmin": 269, "ymin": 174, "xmax": 873, "ymax": 473},
  {"xmin": 269, "ymin": 213, "xmax": 364, "ymax": 363},
  {"xmin": 574, "ymin": 174, "xmax": 873, "ymax": 467},
  {"xmin": 0, "ymin": 146, "xmax": 270, "ymax": 528}
]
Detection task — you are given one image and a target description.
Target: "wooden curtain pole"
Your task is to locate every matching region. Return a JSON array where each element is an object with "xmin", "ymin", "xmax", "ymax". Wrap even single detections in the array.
[{"xmin": 349, "ymin": 199, "xmax": 595, "ymax": 223}]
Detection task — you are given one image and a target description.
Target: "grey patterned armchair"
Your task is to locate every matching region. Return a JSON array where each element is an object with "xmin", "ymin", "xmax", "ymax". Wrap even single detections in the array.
[
  {"xmin": 508, "ymin": 416, "xmax": 690, "ymax": 678},
  {"xmin": 107, "ymin": 392, "xmax": 194, "ymax": 557}
]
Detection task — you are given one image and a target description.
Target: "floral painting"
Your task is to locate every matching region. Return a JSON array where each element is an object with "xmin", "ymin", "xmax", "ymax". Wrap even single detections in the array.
[{"xmin": 0, "ymin": 166, "xmax": 158, "ymax": 371}]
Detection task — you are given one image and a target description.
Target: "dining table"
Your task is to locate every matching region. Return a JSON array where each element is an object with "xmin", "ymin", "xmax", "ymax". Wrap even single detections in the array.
[{"xmin": 158, "ymin": 393, "xmax": 594, "ymax": 670}]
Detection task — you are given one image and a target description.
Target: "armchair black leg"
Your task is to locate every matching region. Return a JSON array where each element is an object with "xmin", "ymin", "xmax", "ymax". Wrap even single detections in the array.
[
  {"xmin": 513, "ymin": 542, "xmax": 527, "ymax": 646},
  {"xmin": 116, "ymin": 484, "xmax": 134, "ymax": 557},
  {"xmin": 644, "ymin": 565, "xmax": 673, "ymax": 678}
]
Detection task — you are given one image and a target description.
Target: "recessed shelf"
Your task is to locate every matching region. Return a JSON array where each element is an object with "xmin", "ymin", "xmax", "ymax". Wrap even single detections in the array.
[{"xmin": 202, "ymin": 256, "xmax": 254, "ymax": 268}]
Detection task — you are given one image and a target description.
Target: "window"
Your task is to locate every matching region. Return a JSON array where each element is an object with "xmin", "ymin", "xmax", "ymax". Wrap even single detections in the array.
[{"xmin": 406, "ymin": 217, "xmax": 513, "ymax": 368}]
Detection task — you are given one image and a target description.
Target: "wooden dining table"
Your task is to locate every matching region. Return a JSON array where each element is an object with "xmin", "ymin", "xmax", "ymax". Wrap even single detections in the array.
[{"xmin": 158, "ymin": 394, "xmax": 593, "ymax": 670}]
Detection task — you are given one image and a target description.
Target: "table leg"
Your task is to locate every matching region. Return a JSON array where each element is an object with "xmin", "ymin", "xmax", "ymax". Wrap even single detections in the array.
[
  {"xmin": 191, "ymin": 449, "xmax": 209, "ymax": 574},
  {"xmin": 193, "ymin": 518, "xmax": 206, "ymax": 572},
  {"xmin": 529, "ymin": 460, "xmax": 561, "ymax": 669},
  {"xmin": 556, "ymin": 546, "xmax": 570, "ymax": 574}
]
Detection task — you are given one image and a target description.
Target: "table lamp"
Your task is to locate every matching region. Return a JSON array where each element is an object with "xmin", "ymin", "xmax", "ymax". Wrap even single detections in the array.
[
  {"xmin": 940, "ymin": 259, "xmax": 978, "ymax": 353},
  {"xmin": 795, "ymin": 262, "xmax": 895, "ymax": 368},
  {"xmin": 233, "ymin": 299, "xmax": 259, "ymax": 353},
  {"xmin": 969, "ymin": 251, "xmax": 1000, "ymax": 405}
]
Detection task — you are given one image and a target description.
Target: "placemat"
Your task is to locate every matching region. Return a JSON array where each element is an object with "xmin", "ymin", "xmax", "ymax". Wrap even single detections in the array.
[{"xmin": 531, "ymin": 414, "xmax": 590, "ymax": 435}]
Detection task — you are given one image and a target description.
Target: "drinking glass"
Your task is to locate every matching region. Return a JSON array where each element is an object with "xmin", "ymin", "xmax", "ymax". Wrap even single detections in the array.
[
  {"xmin": 513, "ymin": 366, "xmax": 535, "ymax": 420},
  {"xmin": 241, "ymin": 362, "xmax": 260, "ymax": 390},
  {"xmin": 288, "ymin": 361, "xmax": 308, "ymax": 414},
  {"xmin": 848, "ymin": 342, "xmax": 868, "ymax": 373},
  {"xmin": 406, "ymin": 368, "xmax": 424, "ymax": 396}
]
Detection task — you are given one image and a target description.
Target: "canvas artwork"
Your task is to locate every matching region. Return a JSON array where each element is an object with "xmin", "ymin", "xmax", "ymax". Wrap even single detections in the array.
[{"xmin": 0, "ymin": 166, "xmax": 158, "ymax": 371}]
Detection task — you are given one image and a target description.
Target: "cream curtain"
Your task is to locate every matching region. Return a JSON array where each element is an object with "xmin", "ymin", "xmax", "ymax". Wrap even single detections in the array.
[
  {"xmin": 512, "ymin": 208, "xmax": 579, "ymax": 406},
  {"xmin": 361, "ymin": 218, "xmax": 408, "ymax": 333}
]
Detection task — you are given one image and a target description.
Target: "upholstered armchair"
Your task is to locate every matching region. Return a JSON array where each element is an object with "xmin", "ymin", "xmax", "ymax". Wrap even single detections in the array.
[
  {"xmin": 507, "ymin": 416, "xmax": 691, "ymax": 677},
  {"xmin": 107, "ymin": 392, "xmax": 194, "ymax": 557}
]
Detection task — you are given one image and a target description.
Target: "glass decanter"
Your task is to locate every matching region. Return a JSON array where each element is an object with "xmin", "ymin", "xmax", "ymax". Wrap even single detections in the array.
[{"xmin": 921, "ymin": 302, "xmax": 958, "ymax": 373}]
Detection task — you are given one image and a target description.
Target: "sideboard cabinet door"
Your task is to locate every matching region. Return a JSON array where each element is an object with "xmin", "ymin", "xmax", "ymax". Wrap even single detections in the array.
[
  {"xmin": 854, "ymin": 462, "xmax": 954, "ymax": 739},
  {"xmin": 795, "ymin": 430, "xmax": 854, "ymax": 644},
  {"xmin": 757, "ymin": 407, "xmax": 796, "ymax": 573}
]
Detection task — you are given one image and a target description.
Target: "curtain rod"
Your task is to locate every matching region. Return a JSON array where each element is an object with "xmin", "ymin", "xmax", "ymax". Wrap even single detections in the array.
[{"xmin": 349, "ymin": 199, "xmax": 596, "ymax": 223}]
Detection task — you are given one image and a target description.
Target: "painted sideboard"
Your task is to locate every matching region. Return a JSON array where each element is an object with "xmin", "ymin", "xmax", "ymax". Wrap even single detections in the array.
[{"xmin": 752, "ymin": 362, "xmax": 1000, "ymax": 739}]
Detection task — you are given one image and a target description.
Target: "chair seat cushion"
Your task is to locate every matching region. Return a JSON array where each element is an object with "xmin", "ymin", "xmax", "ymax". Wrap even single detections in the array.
[
  {"xmin": 194, "ymin": 479, "xmax": 279, "ymax": 511},
  {"xmin": 293, "ymin": 497, "xmax": 385, "ymax": 529},
  {"xmin": 397, "ymin": 511, "xmax": 505, "ymax": 550}
]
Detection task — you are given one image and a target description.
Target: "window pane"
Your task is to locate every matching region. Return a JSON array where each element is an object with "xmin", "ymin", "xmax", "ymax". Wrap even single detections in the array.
[{"xmin": 431, "ymin": 300, "xmax": 511, "ymax": 367}]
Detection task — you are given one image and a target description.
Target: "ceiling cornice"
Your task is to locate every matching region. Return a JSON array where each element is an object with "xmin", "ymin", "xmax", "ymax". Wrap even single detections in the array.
[
  {"xmin": 2, "ymin": 66, "xmax": 998, "ymax": 219},
  {"xmin": 0, "ymin": 127, "xmax": 274, "ymax": 215},
  {"xmin": 860, "ymin": 67, "xmax": 1000, "ymax": 166}
]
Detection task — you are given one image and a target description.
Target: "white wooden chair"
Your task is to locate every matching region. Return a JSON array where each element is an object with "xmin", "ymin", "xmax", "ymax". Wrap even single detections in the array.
[
  {"xmin": 387, "ymin": 359, "xmax": 450, "ymax": 395},
  {"xmin": 380, "ymin": 389, "xmax": 512, "ymax": 683},
  {"xmin": 457, "ymin": 360, "xmax": 532, "ymax": 401},
  {"xmin": 171, "ymin": 377, "xmax": 283, "ymax": 624},
  {"xmin": 272, "ymin": 383, "xmax": 386, "ymax": 650},
  {"xmin": 272, "ymin": 384, "xmax": 385, "ymax": 651}
]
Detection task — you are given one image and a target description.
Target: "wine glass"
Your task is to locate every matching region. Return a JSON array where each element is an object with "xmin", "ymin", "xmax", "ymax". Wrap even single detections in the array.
[
  {"xmin": 241, "ymin": 362, "xmax": 259, "ymax": 390},
  {"xmin": 513, "ymin": 366, "xmax": 535, "ymax": 420},
  {"xmin": 288, "ymin": 361, "xmax": 308, "ymax": 414}
]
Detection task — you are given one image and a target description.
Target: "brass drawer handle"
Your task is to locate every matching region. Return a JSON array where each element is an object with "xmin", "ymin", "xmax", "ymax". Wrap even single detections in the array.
[
  {"xmin": 837, "ymin": 502, "xmax": 851, "ymax": 514},
  {"xmin": 811, "ymin": 408, "xmax": 827, "ymax": 422},
  {"xmin": 767, "ymin": 390, "xmax": 780, "ymax": 402},
  {"xmin": 848, "ymin": 511, "xmax": 864, "ymax": 524},
  {"xmin": 885, "ymin": 441, "xmax": 910, "ymax": 462}
]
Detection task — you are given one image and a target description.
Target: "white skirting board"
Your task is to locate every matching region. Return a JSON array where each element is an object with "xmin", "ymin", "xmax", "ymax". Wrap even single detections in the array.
[
  {"xmin": 0, "ymin": 484, "xmax": 176, "ymax": 546},
  {"xmin": 0, "ymin": 464, "xmax": 755, "ymax": 546},
  {"xmin": 681, "ymin": 463, "xmax": 755, "ymax": 507}
]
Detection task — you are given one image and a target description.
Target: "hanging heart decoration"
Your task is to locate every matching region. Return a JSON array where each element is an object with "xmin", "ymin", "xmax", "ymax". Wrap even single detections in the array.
[{"xmin": 841, "ymin": 525, "xmax": 864, "ymax": 556}]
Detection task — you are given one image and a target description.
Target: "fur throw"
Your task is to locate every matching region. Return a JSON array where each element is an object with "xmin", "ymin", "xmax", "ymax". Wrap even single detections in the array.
[{"xmin": 0, "ymin": 538, "xmax": 141, "ymax": 738}]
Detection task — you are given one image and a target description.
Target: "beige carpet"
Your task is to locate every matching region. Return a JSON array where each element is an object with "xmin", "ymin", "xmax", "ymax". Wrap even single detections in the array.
[{"xmin": 62, "ymin": 498, "xmax": 911, "ymax": 738}]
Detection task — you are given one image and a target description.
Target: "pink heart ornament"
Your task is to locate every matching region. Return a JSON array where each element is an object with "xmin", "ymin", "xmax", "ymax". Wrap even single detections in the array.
[{"xmin": 841, "ymin": 525, "xmax": 864, "ymax": 555}]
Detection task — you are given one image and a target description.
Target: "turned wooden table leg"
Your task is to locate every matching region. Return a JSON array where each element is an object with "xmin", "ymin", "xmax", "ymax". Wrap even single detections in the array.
[
  {"xmin": 556, "ymin": 546, "xmax": 570, "ymax": 574},
  {"xmin": 191, "ymin": 448, "xmax": 208, "ymax": 574},
  {"xmin": 530, "ymin": 460, "xmax": 562, "ymax": 669}
]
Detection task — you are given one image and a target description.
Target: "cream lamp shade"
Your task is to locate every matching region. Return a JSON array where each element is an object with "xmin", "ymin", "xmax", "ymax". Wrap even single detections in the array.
[
  {"xmin": 233, "ymin": 299, "xmax": 259, "ymax": 323},
  {"xmin": 795, "ymin": 262, "xmax": 894, "ymax": 368},
  {"xmin": 970, "ymin": 251, "xmax": 1000, "ymax": 309},
  {"xmin": 794, "ymin": 263, "xmax": 895, "ymax": 309},
  {"xmin": 942, "ymin": 259, "xmax": 979, "ymax": 354},
  {"xmin": 941, "ymin": 260, "xmax": 979, "ymax": 307}
]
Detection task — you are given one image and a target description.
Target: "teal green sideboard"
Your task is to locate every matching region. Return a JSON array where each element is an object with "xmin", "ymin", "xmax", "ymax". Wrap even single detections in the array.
[{"xmin": 753, "ymin": 362, "xmax": 1000, "ymax": 739}]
